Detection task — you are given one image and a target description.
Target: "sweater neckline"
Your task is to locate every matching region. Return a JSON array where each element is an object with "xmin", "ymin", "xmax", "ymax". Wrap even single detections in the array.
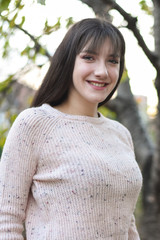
[{"xmin": 42, "ymin": 103, "xmax": 105, "ymax": 124}]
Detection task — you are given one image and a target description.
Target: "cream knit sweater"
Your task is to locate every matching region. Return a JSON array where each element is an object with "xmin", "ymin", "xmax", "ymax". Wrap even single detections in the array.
[{"xmin": 0, "ymin": 103, "xmax": 142, "ymax": 240}]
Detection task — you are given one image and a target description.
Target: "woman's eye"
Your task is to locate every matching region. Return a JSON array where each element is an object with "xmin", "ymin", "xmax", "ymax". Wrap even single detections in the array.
[
  {"xmin": 109, "ymin": 59, "xmax": 119, "ymax": 64},
  {"xmin": 82, "ymin": 55, "xmax": 94, "ymax": 61}
]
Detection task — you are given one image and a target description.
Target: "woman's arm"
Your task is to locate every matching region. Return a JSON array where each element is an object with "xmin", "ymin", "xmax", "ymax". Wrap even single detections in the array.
[
  {"xmin": 128, "ymin": 214, "xmax": 141, "ymax": 240},
  {"xmin": 0, "ymin": 109, "xmax": 40, "ymax": 239}
]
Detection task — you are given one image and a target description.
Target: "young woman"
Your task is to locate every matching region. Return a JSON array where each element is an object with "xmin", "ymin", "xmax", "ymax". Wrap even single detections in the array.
[{"xmin": 0, "ymin": 18, "xmax": 142, "ymax": 239}]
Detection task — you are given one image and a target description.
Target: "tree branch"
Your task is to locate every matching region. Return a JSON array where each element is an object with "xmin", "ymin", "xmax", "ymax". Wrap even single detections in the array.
[
  {"xmin": 14, "ymin": 23, "xmax": 52, "ymax": 60},
  {"xmin": 80, "ymin": 0, "xmax": 111, "ymax": 17},
  {"xmin": 101, "ymin": 0, "xmax": 160, "ymax": 71},
  {"xmin": 0, "ymin": 13, "xmax": 52, "ymax": 60}
]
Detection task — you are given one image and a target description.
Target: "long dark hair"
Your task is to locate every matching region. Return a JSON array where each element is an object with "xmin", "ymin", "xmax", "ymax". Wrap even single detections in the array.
[{"xmin": 31, "ymin": 18, "xmax": 125, "ymax": 107}]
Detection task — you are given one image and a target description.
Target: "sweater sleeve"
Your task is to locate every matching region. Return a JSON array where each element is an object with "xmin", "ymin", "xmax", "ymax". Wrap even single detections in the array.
[
  {"xmin": 128, "ymin": 214, "xmax": 140, "ymax": 240},
  {"xmin": 0, "ymin": 109, "xmax": 41, "ymax": 239}
]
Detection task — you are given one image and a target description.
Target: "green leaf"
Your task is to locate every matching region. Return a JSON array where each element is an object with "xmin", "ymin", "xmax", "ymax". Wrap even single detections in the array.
[
  {"xmin": 9, "ymin": 12, "xmax": 18, "ymax": 28},
  {"xmin": 15, "ymin": 0, "xmax": 23, "ymax": 8},
  {"xmin": 19, "ymin": 16, "xmax": 25, "ymax": 27},
  {"xmin": 139, "ymin": 0, "xmax": 152, "ymax": 15},
  {"xmin": 10, "ymin": 113, "xmax": 17, "ymax": 124},
  {"xmin": 0, "ymin": 136, "xmax": 6, "ymax": 154},
  {"xmin": 0, "ymin": 25, "xmax": 3, "ymax": 33},
  {"xmin": 66, "ymin": 17, "xmax": 74, "ymax": 29},
  {"xmin": 0, "ymin": 147, "xmax": 2, "ymax": 158},
  {"xmin": 17, "ymin": 4, "xmax": 24, "ymax": 10},
  {"xmin": 21, "ymin": 46, "xmax": 31, "ymax": 56},
  {"xmin": 0, "ymin": 128, "xmax": 8, "ymax": 136},
  {"xmin": 43, "ymin": 18, "xmax": 61, "ymax": 35},
  {"xmin": 21, "ymin": 46, "xmax": 37, "ymax": 61},
  {"xmin": 2, "ymin": 39, "xmax": 10, "ymax": 58},
  {"xmin": 98, "ymin": 106, "xmax": 117, "ymax": 119},
  {"xmin": 121, "ymin": 69, "xmax": 129, "ymax": 82},
  {"xmin": 0, "ymin": 112, "xmax": 18, "ymax": 156},
  {"xmin": 39, "ymin": 47, "xmax": 46, "ymax": 55},
  {"xmin": 37, "ymin": 0, "xmax": 46, "ymax": 5},
  {"xmin": 53, "ymin": 17, "xmax": 61, "ymax": 30},
  {"xmin": 0, "ymin": 0, "xmax": 11, "ymax": 12},
  {"xmin": 0, "ymin": 75, "xmax": 13, "ymax": 92}
]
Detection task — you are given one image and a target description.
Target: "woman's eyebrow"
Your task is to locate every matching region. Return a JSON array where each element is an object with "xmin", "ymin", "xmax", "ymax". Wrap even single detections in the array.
[
  {"xmin": 106, "ymin": 51, "xmax": 120, "ymax": 58},
  {"xmin": 109, "ymin": 54, "xmax": 120, "ymax": 58},
  {"xmin": 81, "ymin": 50, "xmax": 120, "ymax": 58},
  {"xmin": 81, "ymin": 49, "xmax": 98, "ymax": 55}
]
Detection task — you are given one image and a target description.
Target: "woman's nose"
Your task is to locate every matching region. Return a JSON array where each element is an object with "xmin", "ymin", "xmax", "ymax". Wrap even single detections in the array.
[{"xmin": 94, "ymin": 62, "xmax": 108, "ymax": 79}]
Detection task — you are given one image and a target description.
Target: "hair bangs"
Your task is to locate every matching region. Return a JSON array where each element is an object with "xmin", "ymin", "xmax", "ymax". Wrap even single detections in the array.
[{"xmin": 76, "ymin": 25, "xmax": 123, "ymax": 58}]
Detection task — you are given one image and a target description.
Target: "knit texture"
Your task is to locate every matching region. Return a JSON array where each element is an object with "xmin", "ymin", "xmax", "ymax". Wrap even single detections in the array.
[{"xmin": 0, "ymin": 103, "xmax": 142, "ymax": 240}]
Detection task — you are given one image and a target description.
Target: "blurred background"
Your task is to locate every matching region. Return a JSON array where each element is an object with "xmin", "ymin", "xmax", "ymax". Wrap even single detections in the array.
[{"xmin": 0, "ymin": 0, "xmax": 160, "ymax": 239}]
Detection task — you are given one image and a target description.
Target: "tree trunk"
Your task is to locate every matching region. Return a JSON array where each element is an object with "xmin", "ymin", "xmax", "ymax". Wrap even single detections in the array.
[
  {"xmin": 146, "ymin": 1, "xmax": 160, "ymax": 240},
  {"xmin": 152, "ymin": 0, "xmax": 160, "ymax": 196}
]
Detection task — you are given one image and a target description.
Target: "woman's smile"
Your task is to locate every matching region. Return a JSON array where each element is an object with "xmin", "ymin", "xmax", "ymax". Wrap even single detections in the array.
[{"xmin": 86, "ymin": 80, "xmax": 108, "ymax": 89}]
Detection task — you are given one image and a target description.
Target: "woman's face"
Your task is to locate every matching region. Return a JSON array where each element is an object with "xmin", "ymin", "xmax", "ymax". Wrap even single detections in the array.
[{"xmin": 70, "ymin": 38, "xmax": 120, "ymax": 109}]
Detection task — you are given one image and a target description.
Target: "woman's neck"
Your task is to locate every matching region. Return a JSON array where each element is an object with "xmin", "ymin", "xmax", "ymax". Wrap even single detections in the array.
[{"xmin": 54, "ymin": 99, "xmax": 98, "ymax": 118}]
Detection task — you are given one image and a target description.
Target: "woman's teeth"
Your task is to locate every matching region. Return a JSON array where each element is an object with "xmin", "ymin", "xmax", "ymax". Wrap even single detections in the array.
[{"xmin": 90, "ymin": 82, "xmax": 106, "ymax": 87}]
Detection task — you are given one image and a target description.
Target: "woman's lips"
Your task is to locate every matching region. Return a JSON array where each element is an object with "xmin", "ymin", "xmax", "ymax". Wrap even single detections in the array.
[{"xmin": 87, "ymin": 80, "xmax": 108, "ymax": 89}]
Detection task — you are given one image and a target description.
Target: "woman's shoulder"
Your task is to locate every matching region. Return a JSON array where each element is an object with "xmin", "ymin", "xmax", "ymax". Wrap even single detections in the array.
[
  {"xmin": 103, "ymin": 116, "xmax": 129, "ymax": 133},
  {"xmin": 17, "ymin": 104, "xmax": 58, "ymax": 122},
  {"xmin": 10, "ymin": 104, "xmax": 60, "ymax": 135},
  {"xmin": 102, "ymin": 116, "xmax": 133, "ymax": 145}
]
